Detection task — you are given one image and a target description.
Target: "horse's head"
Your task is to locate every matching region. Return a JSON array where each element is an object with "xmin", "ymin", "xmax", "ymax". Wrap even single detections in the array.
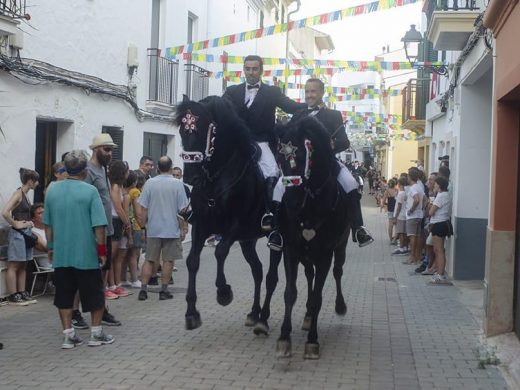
[
  {"xmin": 276, "ymin": 116, "xmax": 336, "ymax": 192},
  {"xmin": 175, "ymin": 95, "xmax": 252, "ymax": 186},
  {"xmin": 175, "ymin": 96, "xmax": 217, "ymax": 185}
]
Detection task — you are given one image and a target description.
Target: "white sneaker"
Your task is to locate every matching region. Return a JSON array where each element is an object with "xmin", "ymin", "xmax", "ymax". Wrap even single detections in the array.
[
  {"xmin": 120, "ymin": 281, "xmax": 132, "ymax": 287},
  {"xmin": 130, "ymin": 280, "xmax": 142, "ymax": 288},
  {"xmin": 429, "ymin": 273, "xmax": 450, "ymax": 284}
]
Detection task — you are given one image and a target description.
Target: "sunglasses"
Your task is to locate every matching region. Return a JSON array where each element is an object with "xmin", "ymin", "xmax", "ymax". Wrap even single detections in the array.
[{"xmin": 102, "ymin": 147, "xmax": 114, "ymax": 153}]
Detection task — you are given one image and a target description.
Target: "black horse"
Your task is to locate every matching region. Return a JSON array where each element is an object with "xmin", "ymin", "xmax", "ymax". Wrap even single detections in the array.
[
  {"xmin": 175, "ymin": 95, "xmax": 283, "ymax": 330},
  {"xmin": 274, "ymin": 116, "xmax": 351, "ymax": 359}
]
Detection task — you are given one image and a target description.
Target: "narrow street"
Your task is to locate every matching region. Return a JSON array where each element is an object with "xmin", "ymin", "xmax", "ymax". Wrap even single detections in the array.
[{"xmin": 0, "ymin": 199, "xmax": 508, "ymax": 390}]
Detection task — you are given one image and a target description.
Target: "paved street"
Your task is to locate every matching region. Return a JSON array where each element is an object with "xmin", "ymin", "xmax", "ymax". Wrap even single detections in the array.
[{"xmin": 0, "ymin": 200, "xmax": 509, "ymax": 390}]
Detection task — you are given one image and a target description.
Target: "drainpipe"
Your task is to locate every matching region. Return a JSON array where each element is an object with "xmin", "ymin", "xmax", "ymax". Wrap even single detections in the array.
[{"xmin": 284, "ymin": 0, "xmax": 301, "ymax": 94}]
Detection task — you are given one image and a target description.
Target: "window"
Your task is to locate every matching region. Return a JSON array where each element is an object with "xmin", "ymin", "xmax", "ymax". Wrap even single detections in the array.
[
  {"xmin": 102, "ymin": 126, "xmax": 124, "ymax": 161},
  {"xmin": 259, "ymin": 11, "xmax": 264, "ymax": 28},
  {"xmin": 281, "ymin": 6, "xmax": 285, "ymax": 23}
]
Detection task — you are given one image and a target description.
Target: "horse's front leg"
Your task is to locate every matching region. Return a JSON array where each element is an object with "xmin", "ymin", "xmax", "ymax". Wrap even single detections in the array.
[
  {"xmin": 304, "ymin": 253, "xmax": 333, "ymax": 359},
  {"xmin": 185, "ymin": 224, "xmax": 207, "ymax": 330},
  {"xmin": 333, "ymin": 239, "xmax": 348, "ymax": 316},
  {"xmin": 215, "ymin": 236, "xmax": 234, "ymax": 306},
  {"xmin": 302, "ymin": 261, "xmax": 314, "ymax": 331},
  {"xmin": 276, "ymin": 248, "xmax": 298, "ymax": 358},
  {"xmin": 239, "ymin": 240, "xmax": 263, "ymax": 327},
  {"xmin": 254, "ymin": 249, "xmax": 283, "ymax": 336}
]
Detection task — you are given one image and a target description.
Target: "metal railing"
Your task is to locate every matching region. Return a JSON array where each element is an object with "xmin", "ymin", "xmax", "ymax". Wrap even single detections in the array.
[
  {"xmin": 0, "ymin": 0, "xmax": 26, "ymax": 18},
  {"xmin": 148, "ymin": 48, "xmax": 179, "ymax": 106},
  {"xmin": 425, "ymin": 0, "xmax": 479, "ymax": 23},
  {"xmin": 185, "ymin": 63, "xmax": 210, "ymax": 102},
  {"xmin": 402, "ymin": 79, "xmax": 428, "ymax": 123}
]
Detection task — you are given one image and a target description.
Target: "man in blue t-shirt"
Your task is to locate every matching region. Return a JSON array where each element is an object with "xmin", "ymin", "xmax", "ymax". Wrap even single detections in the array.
[{"xmin": 44, "ymin": 150, "xmax": 115, "ymax": 350}]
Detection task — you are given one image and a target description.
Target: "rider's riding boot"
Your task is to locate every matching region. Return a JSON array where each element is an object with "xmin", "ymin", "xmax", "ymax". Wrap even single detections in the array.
[
  {"xmin": 345, "ymin": 190, "xmax": 374, "ymax": 247},
  {"xmin": 266, "ymin": 201, "xmax": 283, "ymax": 251},
  {"xmin": 261, "ymin": 177, "xmax": 278, "ymax": 231}
]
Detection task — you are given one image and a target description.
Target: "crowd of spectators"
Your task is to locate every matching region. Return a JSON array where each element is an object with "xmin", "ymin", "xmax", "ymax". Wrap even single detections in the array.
[
  {"xmin": 1, "ymin": 134, "xmax": 190, "ymax": 349},
  {"xmin": 372, "ymin": 159, "xmax": 453, "ymax": 284}
]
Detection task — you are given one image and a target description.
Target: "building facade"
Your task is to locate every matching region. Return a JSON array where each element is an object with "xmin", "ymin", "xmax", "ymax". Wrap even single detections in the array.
[{"xmin": 422, "ymin": 0, "xmax": 493, "ymax": 280}]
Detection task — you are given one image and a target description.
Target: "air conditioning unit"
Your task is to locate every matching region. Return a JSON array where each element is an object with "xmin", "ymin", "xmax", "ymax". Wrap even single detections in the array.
[{"xmin": 9, "ymin": 31, "xmax": 24, "ymax": 50}]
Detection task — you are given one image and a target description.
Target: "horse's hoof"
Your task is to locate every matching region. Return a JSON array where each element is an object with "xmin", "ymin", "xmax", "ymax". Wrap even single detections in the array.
[
  {"xmin": 253, "ymin": 321, "xmax": 269, "ymax": 336},
  {"xmin": 303, "ymin": 342, "xmax": 320, "ymax": 359},
  {"xmin": 301, "ymin": 316, "xmax": 312, "ymax": 331},
  {"xmin": 216, "ymin": 285, "xmax": 233, "ymax": 306},
  {"xmin": 335, "ymin": 300, "xmax": 347, "ymax": 316},
  {"xmin": 185, "ymin": 314, "xmax": 202, "ymax": 330},
  {"xmin": 245, "ymin": 313, "xmax": 258, "ymax": 327},
  {"xmin": 276, "ymin": 339, "xmax": 292, "ymax": 358}
]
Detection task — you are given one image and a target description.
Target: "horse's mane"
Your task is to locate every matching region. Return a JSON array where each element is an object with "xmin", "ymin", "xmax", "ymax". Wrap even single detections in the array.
[
  {"xmin": 284, "ymin": 116, "xmax": 336, "ymax": 170},
  {"xmin": 175, "ymin": 96, "xmax": 252, "ymax": 159}
]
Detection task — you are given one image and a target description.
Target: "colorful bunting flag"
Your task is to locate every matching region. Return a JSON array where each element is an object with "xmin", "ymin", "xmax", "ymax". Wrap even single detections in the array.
[{"xmin": 166, "ymin": 0, "xmax": 421, "ymax": 55}]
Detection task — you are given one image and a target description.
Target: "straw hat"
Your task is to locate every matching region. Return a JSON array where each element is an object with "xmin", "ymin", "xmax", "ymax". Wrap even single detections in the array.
[{"xmin": 89, "ymin": 134, "xmax": 118, "ymax": 150}]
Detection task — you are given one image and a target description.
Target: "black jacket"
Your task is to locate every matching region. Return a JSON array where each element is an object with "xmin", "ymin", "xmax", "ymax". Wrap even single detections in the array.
[
  {"xmin": 291, "ymin": 107, "xmax": 350, "ymax": 154},
  {"xmin": 223, "ymin": 83, "xmax": 305, "ymax": 143}
]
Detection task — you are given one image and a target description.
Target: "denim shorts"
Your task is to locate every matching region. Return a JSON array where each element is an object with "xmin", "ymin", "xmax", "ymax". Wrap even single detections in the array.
[{"xmin": 7, "ymin": 228, "xmax": 33, "ymax": 261}]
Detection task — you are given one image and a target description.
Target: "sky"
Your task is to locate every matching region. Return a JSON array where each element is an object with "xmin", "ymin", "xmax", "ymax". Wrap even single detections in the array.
[{"xmin": 292, "ymin": 0, "xmax": 424, "ymax": 61}]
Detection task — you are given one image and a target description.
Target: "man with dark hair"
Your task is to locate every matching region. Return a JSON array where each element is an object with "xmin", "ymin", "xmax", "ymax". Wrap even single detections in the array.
[
  {"xmin": 268, "ymin": 78, "xmax": 373, "ymax": 250},
  {"xmin": 173, "ymin": 166, "xmax": 191, "ymax": 200},
  {"xmin": 45, "ymin": 150, "xmax": 114, "ymax": 349},
  {"xmin": 139, "ymin": 155, "xmax": 154, "ymax": 179},
  {"xmin": 84, "ymin": 134, "xmax": 121, "ymax": 326},
  {"xmin": 223, "ymin": 54, "xmax": 305, "ymax": 231},
  {"xmin": 137, "ymin": 156, "xmax": 188, "ymax": 301}
]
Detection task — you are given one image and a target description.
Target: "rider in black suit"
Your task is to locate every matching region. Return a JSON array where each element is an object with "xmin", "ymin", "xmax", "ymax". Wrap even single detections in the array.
[
  {"xmin": 223, "ymin": 55, "xmax": 305, "ymax": 231},
  {"xmin": 268, "ymin": 78, "xmax": 374, "ymax": 250}
]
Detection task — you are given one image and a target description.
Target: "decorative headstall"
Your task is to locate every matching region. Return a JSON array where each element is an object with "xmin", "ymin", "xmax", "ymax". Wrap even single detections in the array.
[
  {"xmin": 279, "ymin": 139, "xmax": 313, "ymax": 187},
  {"xmin": 179, "ymin": 109, "xmax": 218, "ymax": 164}
]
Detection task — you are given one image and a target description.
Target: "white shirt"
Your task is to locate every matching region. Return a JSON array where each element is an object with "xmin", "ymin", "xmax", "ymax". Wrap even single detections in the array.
[
  {"xmin": 244, "ymin": 82, "xmax": 260, "ymax": 108},
  {"xmin": 394, "ymin": 190, "xmax": 407, "ymax": 220},
  {"xmin": 430, "ymin": 191, "xmax": 452, "ymax": 224},
  {"xmin": 405, "ymin": 182, "xmax": 424, "ymax": 219}
]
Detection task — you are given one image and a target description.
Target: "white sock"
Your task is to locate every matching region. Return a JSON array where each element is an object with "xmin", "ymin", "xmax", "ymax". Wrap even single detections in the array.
[
  {"xmin": 63, "ymin": 328, "xmax": 74, "ymax": 336},
  {"xmin": 91, "ymin": 326, "xmax": 102, "ymax": 335},
  {"xmin": 109, "ymin": 285, "xmax": 117, "ymax": 291}
]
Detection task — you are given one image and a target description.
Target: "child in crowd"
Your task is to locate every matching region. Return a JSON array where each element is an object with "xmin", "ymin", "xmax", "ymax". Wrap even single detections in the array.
[{"xmin": 391, "ymin": 176, "xmax": 409, "ymax": 256}]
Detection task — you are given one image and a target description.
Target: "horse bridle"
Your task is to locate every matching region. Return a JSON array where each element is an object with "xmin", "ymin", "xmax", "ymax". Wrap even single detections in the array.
[{"xmin": 180, "ymin": 112, "xmax": 217, "ymax": 164}]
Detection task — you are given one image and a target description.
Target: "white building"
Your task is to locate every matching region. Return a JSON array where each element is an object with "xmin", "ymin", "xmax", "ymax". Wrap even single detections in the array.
[
  {"xmin": 0, "ymin": 0, "xmax": 298, "ymax": 294},
  {"xmin": 422, "ymin": 0, "xmax": 492, "ymax": 279}
]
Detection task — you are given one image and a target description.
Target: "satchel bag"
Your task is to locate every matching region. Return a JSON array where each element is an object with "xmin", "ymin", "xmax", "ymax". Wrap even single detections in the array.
[{"xmin": 13, "ymin": 228, "xmax": 38, "ymax": 249}]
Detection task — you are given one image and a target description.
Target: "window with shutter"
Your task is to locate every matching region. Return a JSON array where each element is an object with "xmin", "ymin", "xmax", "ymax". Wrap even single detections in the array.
[{"xmin": 102, "ymin": 126, "xmax": 124, "ymax": 161}]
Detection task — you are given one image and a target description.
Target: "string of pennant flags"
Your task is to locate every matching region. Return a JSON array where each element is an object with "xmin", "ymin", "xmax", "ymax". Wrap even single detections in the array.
[
  {"xmin": 166, "ymin": 0, "xmax": 421, "ymax": 55},
  {"xmin": 223, "ymin": 77, "xmax": 403, "ymax": 97},
  {"xmin": 174, "ymin": 53, "xmax": 444, "ymax": 72}
]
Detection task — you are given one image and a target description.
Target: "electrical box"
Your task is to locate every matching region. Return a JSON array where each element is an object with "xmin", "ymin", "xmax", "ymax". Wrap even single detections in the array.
[
  {"xmin": 127, "ymin": 44, "xmax": 139, "ymax": 68},
  {"xmin": 10, "ymin": 31, "xmax": 24, "ymax": 50}
]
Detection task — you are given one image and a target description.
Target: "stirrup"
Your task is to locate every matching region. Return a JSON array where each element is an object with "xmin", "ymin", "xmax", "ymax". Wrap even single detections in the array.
[
  {"xmin": 267, "ymin": 231, "xmax": 283, "ymax": 252},
  {"xmin": 261, "ymin": 212, "xmax": 274, "ymax": 232},
  {"xmin": 355, "ymin": 226, "xmax": 374, "ymax": 248}
]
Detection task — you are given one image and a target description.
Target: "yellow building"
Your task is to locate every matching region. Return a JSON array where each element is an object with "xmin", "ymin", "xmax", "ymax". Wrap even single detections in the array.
[{"xmin": 376, "ymin": 82, "xmax": 419, "ymax": 179}]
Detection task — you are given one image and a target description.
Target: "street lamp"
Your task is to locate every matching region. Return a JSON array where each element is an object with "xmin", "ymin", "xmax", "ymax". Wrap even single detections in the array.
[{"xmin": 401, "ymin": 24, "xmax": 448, "ymax": 76}]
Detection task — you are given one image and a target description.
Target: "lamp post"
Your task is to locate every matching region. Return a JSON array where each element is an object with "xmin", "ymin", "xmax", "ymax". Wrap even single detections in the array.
[
  {"xmin": 284, "ymin": 0, "xmax": 301, "ymax": 94},
  {"xmin": 401, "ymin": 24, "xmax": 448, "ymax": 76}
]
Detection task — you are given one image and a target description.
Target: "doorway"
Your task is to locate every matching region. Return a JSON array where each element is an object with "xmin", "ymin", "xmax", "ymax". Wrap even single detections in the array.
[
  {"xmin": 514, "ymin": 111, "xmax": 520, "ymax": 339},
  {"xmin": 34, "ymin": 120, "xmax": 57, "ymax": 203},
  {"xmin": 143, "ymin": 132, "xmax": 168, "ymax": 177}
]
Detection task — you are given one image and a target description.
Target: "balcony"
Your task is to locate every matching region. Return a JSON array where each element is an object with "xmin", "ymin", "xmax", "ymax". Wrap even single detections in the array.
[
  {"xmin": 147, "ymin": 48, "xmax": 179, "ymax": 114},
  {"xmin": 185, "ymin": 63, "xmax": 210, "ymax": 102},
  {"xmin": 0, "ymin": 0, "xmax": 26, "ymax": 36},
  {"xmin": 426, "ymin": 0, "xmax": 480, "ymax": 51},
  {"xmin": 402, "ymin": 79, "xmax": 428, "ymax": 133}
]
